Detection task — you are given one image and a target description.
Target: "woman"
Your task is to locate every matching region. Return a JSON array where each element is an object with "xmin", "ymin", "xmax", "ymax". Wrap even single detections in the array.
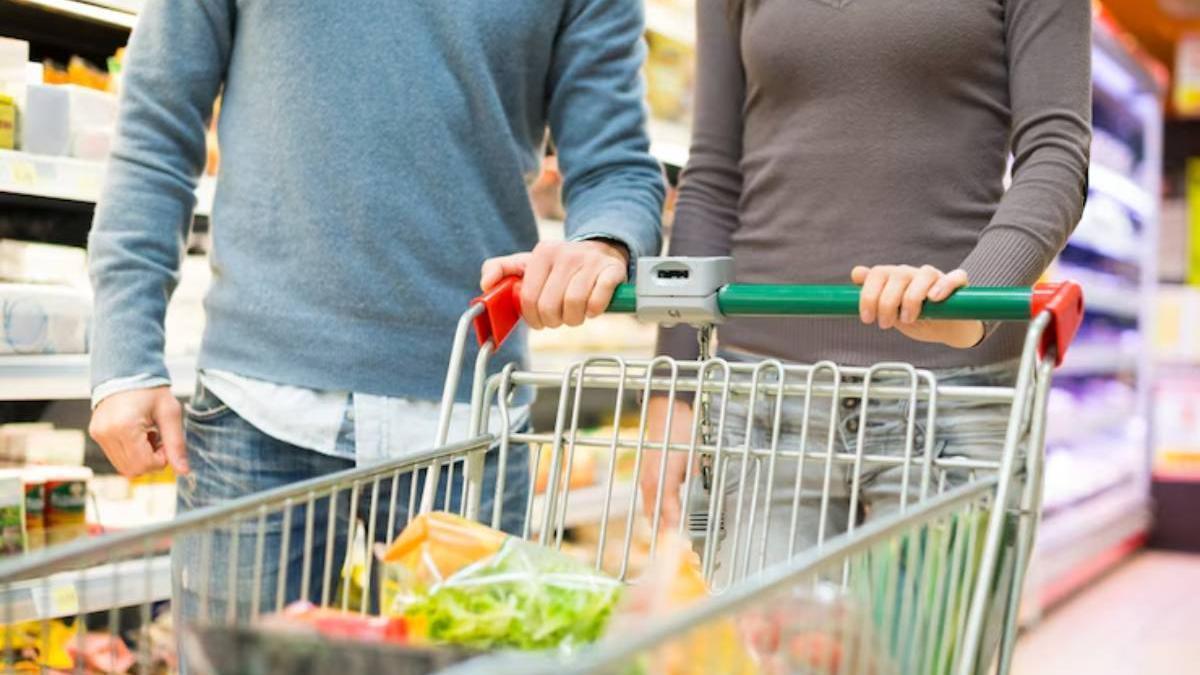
[{"xmin": 642, "ymin": 0, "xmax": 1091, "ymax": 573}]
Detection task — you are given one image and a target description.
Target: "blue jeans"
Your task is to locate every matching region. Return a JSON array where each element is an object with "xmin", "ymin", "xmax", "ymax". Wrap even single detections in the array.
[
  {"xmin": 708, "ymin": 356, "xmax": 1021, "ymax": 574},
  {"xmin": 172, "ymin": 382, "xmax": 530, "ymax": 627}
]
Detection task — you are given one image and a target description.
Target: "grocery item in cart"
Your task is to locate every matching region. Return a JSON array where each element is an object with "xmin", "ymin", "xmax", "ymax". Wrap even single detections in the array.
[
  {"xmin": 608, "ymin": 532, "xmax": 756, "ymax": 675},
  {"xmin": 260, "ymin": 602, "xmax": 410, "ymax": 644},
  {"xmin": 379, "ymin": 512, "xmax": 622, "ymax": 652},
  {"xmin": 3, "ymin": 619, "xmax": 76, "ymax": 671},
  {"xmin": 738, "ymin": 584, "xmax": 894, "ymax": 675}
]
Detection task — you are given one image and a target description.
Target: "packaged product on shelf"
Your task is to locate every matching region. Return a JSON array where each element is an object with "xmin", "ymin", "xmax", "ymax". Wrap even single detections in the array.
[
  {"xmin": 22, "ymin": 468, "xmax": 44, "ymax": 551},
  {"xmin": 0, "ymin": 92, "xmax": 14, "ymax": 150},
  {"xmin": 18, "ymin": 82, "xmax": 116, "ymax": 158},
  {"xmin": 66, "ymin": 55, "xmax": 110, "ymax": 92},
  {"xmin": 42, "ymin": 59, "xmax": 68, "ymax": 85},
  {"xmin": 20, "ymin": 83, "xmax": 69, "ymax": 155},
  {"xmin": 0, "ymin": 469, "xmax": 25, "ymax": 555},
  {"xmin": 0, "ymin": 239, "xmax": 89, "ymax": 286},
  {"xmin": 0, "ymin": 37, "xmax": 29, "ymax": 108},
  {"xmin": 0, "ymin": 283, "xmax": 91, "ymax": 355},
  {"xmin": 0, "ymin": 422, "xmax": 52, "ymax": 456},
  {"xmin": 378, "ymin": 512, "xmax": 622, "ymax": 652},
  {"xmin": 0, "ymin": 427, "xmax": 85, "ymax": 465},
  {"xmin": 43, "ymin": 466, "xmax": 92, "ymax": 545},
  {"xmin": 71, "ymin": 124, "xmax": 114, "ymax": 161},
  {"xmin": 106, "ymin": 47, "xmax": 126, "ymax": 94}
]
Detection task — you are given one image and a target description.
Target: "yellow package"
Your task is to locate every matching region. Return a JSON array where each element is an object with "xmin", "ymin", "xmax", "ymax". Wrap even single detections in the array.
[
  {"xmin": 0, "ymin": 93, "xmax": 14, "ymax": 150},
  {"xmin": 611, "ymin": 533, "xmax": 758, "ymax": 675}
]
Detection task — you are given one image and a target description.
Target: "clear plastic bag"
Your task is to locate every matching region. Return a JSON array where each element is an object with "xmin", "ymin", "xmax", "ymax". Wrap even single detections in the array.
[{"xmin": 378, "ymin": 512, "xmax": 621, "ymax": 652}]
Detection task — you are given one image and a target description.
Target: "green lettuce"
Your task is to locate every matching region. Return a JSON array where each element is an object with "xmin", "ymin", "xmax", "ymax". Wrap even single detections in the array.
[{"xmin": 402, "ymin": 539, "xmax": 623, "ymax": 652}]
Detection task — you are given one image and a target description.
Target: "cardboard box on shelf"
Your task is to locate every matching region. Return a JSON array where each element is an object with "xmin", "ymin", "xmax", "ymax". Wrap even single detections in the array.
[
  {"xmin": 0, "ymin": 425, "xmax": 86, "ymax": 466},
  {"xmin": 19, "ymin": 83, "xmax": 117, "ymax": 157},
  {"xmin": 0, "ymin": 239, "xmax": 88, "ymax": 287},
  {"xmin": 21, "ymin": 84, "xmax": 69, "ymax": 156},
  {"xmin": 0, "ymin": 283, "xmax": 91, "ymax": 355}
]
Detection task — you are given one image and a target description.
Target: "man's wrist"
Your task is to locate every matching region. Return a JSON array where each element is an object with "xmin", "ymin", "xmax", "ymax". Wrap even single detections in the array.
[{"xmin": 92, "ymin": 374, "xmax": 172, "ymax": 409}]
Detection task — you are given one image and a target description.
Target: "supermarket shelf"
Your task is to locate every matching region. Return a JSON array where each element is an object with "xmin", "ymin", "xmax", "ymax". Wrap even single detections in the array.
[
  {"xmin": 0, "ymin": 150, "xmax": 214, "ymax": 217},
  {"xmin": 647, "ymin": 118, "xmax": 690, "ymax": 168},
  {"xmin": 1056, "ymin": 264, "xmax": 1140, "ymax": 319},
  {"xmin": 0, "ymin": 555, "xmax": 170, "ymax": 623},
  {"xmin": 5, "ymin": 0, "xmax": 135, "ymax": 29},
  {"xmin": 530, "ymin": 481, "xmax": 636, "ymax": 531},
  {"xmin": 1082, "ymin": 280, "xmax": 1140, "ymax": 319},
  {"xmin": 1056, "ymin": 342, "xmax": 1138, "ymax": 377},
  {"xmin": 1026, "ymin": 480, "xmax": 1150, "ymax": 618},
  {"xmin": 644, "ymin": 1, "xmax": 695, "ymax": 46},
  {"xmin": 1088, "ymin": 163, "xmax": 1155, "ymax": 221},
  {"xmin": 0, "ymin": 353, "xmax": 197, "ymax": 401}
]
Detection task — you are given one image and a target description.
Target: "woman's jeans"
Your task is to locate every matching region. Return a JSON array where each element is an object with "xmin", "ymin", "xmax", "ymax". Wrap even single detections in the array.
[
  {"xmin": 171, "ymin": 383, "xmax": 530, "ymax": 629},
  {"xmin": 704, "ymin": 358, "xmax": 1022, "ymax": 581}
]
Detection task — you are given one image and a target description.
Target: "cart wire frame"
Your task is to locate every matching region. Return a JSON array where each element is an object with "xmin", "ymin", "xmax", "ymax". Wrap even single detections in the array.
[{"xmin": 0, "ymin": 265, "xmax": 1080, "ymax": 675}]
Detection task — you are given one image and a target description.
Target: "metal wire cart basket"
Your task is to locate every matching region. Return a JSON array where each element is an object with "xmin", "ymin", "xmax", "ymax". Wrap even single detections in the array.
[{"xmin": 0, "ymin": 256, "xmax": 1084, "ymax": 675}]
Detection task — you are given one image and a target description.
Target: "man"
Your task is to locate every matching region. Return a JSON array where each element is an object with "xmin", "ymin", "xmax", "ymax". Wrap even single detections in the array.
[{"xmin": 87, "ymin": 0, "xmax": 663, "ymax": 618}]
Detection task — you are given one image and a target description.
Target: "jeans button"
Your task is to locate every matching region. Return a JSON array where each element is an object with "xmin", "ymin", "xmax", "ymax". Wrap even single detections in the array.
[
  {"xmin": 846, "ymin": 417, "xmax": 860, "ymax": 433},
  {"xmin": 842, "ymin": 397, "xmax": 860, "ymax": 410}
]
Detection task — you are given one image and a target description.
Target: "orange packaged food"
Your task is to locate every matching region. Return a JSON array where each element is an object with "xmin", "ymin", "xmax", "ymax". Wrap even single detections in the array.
[{"xmin": 380, "ymin": 511, "xmax": 506, "ymax": 588}]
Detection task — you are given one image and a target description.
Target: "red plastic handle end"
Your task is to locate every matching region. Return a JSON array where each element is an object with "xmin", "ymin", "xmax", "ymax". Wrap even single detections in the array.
[
  {"xmin": 1031, "ymin": 281, "xmax": 1085, "ymax": 367},
  {"xmin": 472, "ymin": 276, "xmax": 523, "ymax": 349}
]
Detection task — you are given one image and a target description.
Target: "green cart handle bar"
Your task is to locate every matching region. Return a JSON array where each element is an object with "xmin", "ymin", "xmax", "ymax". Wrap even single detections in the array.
[{"xmin": 471, "ymin": 277, "xmax": 1084, "ymax": 366}]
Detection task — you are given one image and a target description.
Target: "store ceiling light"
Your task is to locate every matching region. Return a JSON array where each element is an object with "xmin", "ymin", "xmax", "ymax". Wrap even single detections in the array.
[{"xmin": 12, "ymin": 0, "xmax": 137, "ymax": 29}]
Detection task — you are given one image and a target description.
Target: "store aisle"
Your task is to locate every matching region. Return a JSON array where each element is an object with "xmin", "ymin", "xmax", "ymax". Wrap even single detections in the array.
[{"xmin": 1013, "ymin": 552, "xmax": 1200, "ymax": 675}]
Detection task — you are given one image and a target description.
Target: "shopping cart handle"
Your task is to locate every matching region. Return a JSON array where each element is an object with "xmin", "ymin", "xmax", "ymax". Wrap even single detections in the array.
[
  {"xmin": 1031, "ymin": 281, "xmax": 1085, "ymax": 366},
  {"xmin": 472, "ymin": 276, "xmax": 1084, "ymax": 365},
  {"xmin": 472, "ymin": 277, "xmax": 524, "ymax": 349}
]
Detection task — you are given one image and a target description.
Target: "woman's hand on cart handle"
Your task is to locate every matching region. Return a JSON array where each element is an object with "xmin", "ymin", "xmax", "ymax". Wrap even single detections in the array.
[
  {"xmin": 481, "ymin": 239, "xmax": 628, "ymax": 330},
  {"xmin": 642, "ymin": 396, "xmax": 695, "ymax": 529},
  {"xmin": 852, "ymin": 264, "xmax": 985, "ymax": 349},
  {"xmin": 89, "ymin": 386, "xmax": 189, "ymax": 478}
]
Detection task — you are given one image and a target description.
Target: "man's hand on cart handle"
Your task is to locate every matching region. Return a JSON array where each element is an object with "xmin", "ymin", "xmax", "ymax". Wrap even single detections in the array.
[
  {"xmin": 481, "ymin": 239, "xmax": 628, "ymax": 330},
  {"xmin": 642, "ymin": 396, "xmax": 695, "ymax": 529},
  {"xmin": 852, "ymin": 264, "xmax": 986, "ymax": 349},
  {"xmin": 90, "ymin": 386, "xmax": 190, "ymax": 478}
]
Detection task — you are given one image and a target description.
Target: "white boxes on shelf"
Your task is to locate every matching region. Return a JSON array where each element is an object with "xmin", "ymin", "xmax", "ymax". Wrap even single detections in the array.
[
  {"xmin": 0, "ymin": 284, "xmax": 91, "ymax": 355},
  {"xmin": 21, "ymin": 84, "xmax": 117, "ymax": 158}
]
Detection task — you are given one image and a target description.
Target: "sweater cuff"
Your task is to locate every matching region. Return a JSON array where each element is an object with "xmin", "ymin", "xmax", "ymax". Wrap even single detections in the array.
[
  {"xmin": 92, "ymin": 374, "xmax": 172, "ymax": 409},
  {"xmin": 957, "ymin": 227, "xmax": 1052, "ymax": 288},
  {"xmin": 959, "ymin": 228, "xmax": 1052, "ymax": 347}
]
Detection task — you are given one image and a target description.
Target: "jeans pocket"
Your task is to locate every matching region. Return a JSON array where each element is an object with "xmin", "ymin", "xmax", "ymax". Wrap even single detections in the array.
[{"xmin": 185, "ymin": 381, "xmax": 233, "ymax": 423}]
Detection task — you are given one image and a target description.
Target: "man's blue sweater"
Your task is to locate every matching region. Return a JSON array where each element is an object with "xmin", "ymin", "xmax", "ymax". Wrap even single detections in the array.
[{"xmin": 88, "ymin": 0, "xmax": 664, "ymax": 401}]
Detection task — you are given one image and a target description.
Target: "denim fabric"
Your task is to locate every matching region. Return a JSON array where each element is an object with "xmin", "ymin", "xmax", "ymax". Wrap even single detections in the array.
[
  {"xmin": 704, "ymin": 357, "xmax": 1022, "ymax": 577},
  {"xmin": 172, "ymin": 380, "xmax": 530, "ymax": 631}
]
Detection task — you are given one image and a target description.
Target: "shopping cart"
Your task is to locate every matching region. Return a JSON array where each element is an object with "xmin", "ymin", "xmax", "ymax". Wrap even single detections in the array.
[{"xmin": 0, "ymin": 256, "xmax": 1082, "ymax": 675}]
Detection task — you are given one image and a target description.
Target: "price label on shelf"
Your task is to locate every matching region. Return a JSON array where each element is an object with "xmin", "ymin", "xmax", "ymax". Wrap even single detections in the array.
[{"xmin": 7, "ymin": 159, "xmax": 38, "ymax": 188}]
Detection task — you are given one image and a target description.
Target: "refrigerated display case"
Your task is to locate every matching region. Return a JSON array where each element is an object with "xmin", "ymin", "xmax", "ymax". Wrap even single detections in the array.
[{"xmin": 1021, "ymin": 17, "xmax": 1163, "ymax": 621}]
